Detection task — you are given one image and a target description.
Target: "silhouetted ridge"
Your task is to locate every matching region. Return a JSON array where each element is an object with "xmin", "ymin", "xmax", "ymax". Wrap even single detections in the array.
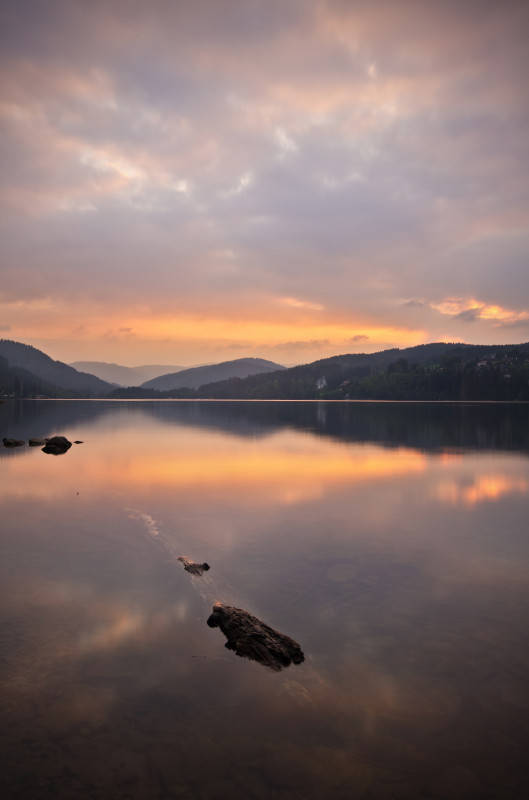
[
  {"xmin": 0, "ymin": 340, "xmax": 113, "ymax": 396},
  {"xmin": 142, "ymin": 357, "xmax": 285, "ymax": 390}
]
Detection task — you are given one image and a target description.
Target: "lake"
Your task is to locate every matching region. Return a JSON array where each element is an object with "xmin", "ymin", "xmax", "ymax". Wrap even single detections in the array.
[{"xmin": 1, "ymin": 400, "xmax": 528, "ymax": 799}]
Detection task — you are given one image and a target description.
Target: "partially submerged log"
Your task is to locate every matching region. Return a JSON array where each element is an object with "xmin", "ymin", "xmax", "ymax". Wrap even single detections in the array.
[
  {"xmin": 177, "ymin": 556, "xmax": 210, "ymax": 576},
  {"xmin": 207, "ymin": 603, "xmax": 304, "ymax": 671}
]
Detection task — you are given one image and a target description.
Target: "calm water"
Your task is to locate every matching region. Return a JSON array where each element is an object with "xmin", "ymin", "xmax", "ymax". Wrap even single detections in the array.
[{"xmin": 1, "ymin": 400, "xmax": 528, "ymax": 800}]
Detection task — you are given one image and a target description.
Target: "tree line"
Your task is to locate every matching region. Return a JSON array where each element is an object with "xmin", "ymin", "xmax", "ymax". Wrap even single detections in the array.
[{"xmin": 3, "ymin": 343, "xmax": 529, "ymax": 401}]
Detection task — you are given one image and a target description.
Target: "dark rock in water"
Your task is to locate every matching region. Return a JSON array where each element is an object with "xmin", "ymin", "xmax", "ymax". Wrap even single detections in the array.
[
  {"xmin": 207, "ymin": 603, "xmax": 304, "ymax": 671},
  {"xmin": 29, "ymin": 438, "xmax": 48, "ymax": 446},
  {"xmin": 74, "ymin": 440, "xmax": 84, "ymax": 444},
  {"xmin": 45, "ymin": 435, "xmax": 72, "ymax": 447},
  {"xmin": 42, "ymin": 435, "xmax": 72, "ymax": 455},
  {"xmin": 177, "ymin": 556, "xmax": 210, "ymax": 576},
  {"xmin": 3, "ymin": 438, "xmax": 25, "ymax": 447}
]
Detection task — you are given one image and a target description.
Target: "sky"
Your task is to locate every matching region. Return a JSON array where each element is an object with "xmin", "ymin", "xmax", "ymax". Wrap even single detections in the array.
[{"xmin": 1, "ymin": 0, "xmax": 528, "ymax": 367}]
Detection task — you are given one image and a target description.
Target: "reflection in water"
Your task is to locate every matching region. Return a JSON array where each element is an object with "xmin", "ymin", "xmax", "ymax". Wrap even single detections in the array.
[
  {"xmin": 436, "ymin": 473, "xmax": 529, "ymax": 506},
  {"xmin": 1, "ymin": 400, "xmax": 529, "ymax": 799},
  {"xmin": 0, "ymin": 430, "xmax": 427, "ymax": 506},
  {"xmin": 2, "ymin": 397, "xmax": 529, "ymax": 452}
]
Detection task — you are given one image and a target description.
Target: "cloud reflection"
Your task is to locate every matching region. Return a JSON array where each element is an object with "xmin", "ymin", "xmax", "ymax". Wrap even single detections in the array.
[
  {"xmin": 0, "ymin": 574, "xmax": 195, "ymax": 728},
  {"xmin": 0, "ymin": 429, "xmax": 426, "ymax": 506},
  {"xmin": 435, "ymin": 474, "xmax": 529, "ymax": 507}
]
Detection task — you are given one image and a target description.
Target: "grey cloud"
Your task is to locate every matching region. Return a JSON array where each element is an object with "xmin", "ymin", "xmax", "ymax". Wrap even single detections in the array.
[
  {"xmin": 453, "ymin": 309, "xmax": 481, "ymax": 323},
  {"xmin": 492, "ymin": 318, "xmax": 529, "ymax": 330},
  {"xmin": 210, "ymin": 341, "xmax": 254, "ymax": 352},
  {"xmin": 272, "ymin": 340, "xmax": 330, "ymax": 351}
]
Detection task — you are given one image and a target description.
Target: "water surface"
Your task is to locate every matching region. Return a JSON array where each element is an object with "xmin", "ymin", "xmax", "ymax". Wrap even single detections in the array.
[{"xmin": 1, "ymin": 400, "xmax": 528, "ymax": 799}]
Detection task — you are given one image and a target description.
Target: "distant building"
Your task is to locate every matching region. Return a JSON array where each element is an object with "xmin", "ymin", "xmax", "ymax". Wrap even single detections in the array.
[{"xmin": 316, "ymin": 376, "xmax": 327, "ymax": 390}]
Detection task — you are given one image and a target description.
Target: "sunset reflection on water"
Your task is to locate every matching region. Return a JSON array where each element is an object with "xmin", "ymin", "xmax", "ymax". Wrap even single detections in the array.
[
  {"xmin": 1, "ymin": 400, "xmax": 529, "ymax": 799},
  {"xmin": 0, "ymin": 427, "xmax": 428, "ymax": 505},
  {"xmin": 435, "ymin": 472, "xmax": 529, "ymax": 507}
]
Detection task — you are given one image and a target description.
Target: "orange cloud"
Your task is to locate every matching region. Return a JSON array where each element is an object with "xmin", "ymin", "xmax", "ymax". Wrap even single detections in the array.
[
  {"xmin": 430, "ymin": 298, "xmax": 529, "ymax": 327},
  {"xmin": 0, "ymin": 296, "xmax": 425, "ymax": 364}
]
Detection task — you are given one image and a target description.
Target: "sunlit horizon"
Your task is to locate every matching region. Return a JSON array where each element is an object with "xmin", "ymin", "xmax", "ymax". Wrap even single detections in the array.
[{"xmin": 1, "ymin": 0, "xmax": 528, "ymax": 366}]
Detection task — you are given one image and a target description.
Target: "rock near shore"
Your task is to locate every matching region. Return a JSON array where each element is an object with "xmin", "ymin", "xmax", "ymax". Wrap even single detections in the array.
[{"xmin": 42, "ymin": 435, "xmax": 72, "ymax": 455}]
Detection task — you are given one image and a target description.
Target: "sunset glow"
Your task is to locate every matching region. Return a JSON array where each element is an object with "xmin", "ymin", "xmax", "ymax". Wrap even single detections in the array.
[
  {"xmin": 435, "ymin": 475, "xmax": 529, "ymax": 508},
  {"xmin": 1, "ymin": 0, "xmax": 528, "ymax": 365},
  {"xmin": 0, "ymin": 434, "xmax": 426, "ymax": 506},
  {"xmin": 0, "ymin": 298, "xmax": 425, "ymax": 364}
]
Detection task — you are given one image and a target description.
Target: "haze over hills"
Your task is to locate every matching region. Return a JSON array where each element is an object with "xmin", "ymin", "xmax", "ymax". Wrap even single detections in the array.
[
  {"xmin": 135, "ymin": 364, "xmax": 185, "ymax": 381},
  {"xmin": 0, "ymin": 340, "xmax": 113, "ymax": 395},
  {"xmin": 142, "ymin": 358, "xmax": 286, "ymax": 391},
  {"xmin": 69, "ymin": 361, "xmax": 182, "ymax": 387}
]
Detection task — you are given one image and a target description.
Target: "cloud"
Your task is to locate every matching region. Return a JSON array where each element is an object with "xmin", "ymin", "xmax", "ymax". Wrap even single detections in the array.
[
  {"xmin": 453, "ymin": 308, "xmax": 481, "ymax": 323},
  {"xmin": 351, "ymin": 334, "xmax": 370, "ymax": 342},
  {"xmin": 491, "ymin": 317, "xmax": 529, "ymax": 331},
  {"xmin": 272, "ymin": 340, "xmax": 330, "ymax": 352},
  {"xmin": 280, "ymin": 297, "xmax": 325, "ymax": 311},
  {"xmin": 0, "ymin": 0, "xmax": 528, "ymax": 363},
  {"xmin": 402, "ymin": 300, "xmax": 425, "ymax": 309},
  {"xmin": 210, "ymin": 341, "xmax": 254, "ymax": 353},
  {"xmin": 0, "ymin": 324, "xmax": 11, "ymax": 331},
  {"xmin": 430, "ymin": 298, "xmax": 529, "ymax": 329}
]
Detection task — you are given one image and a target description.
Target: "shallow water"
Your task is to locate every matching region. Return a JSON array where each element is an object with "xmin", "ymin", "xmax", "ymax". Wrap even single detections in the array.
[{"xmin": 1, "ymin": 400, "xmax": 528, "ymax": 799}]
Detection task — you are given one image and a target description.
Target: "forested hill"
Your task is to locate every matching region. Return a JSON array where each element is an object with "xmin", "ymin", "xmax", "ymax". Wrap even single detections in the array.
[
  {"xmin": 0, "ymin": 340, "xmax": 113, "ymax": 396},
  {"xmin": 172, "ymin": 342, "xmax": 529, "ymax": 401},
  {"xmin": 3, "ymin": 339, "xmax": 529, "ymax": 400},
  {"xmin": 141, "ymin": 357, "xmax": 285, "ymax": 391}
]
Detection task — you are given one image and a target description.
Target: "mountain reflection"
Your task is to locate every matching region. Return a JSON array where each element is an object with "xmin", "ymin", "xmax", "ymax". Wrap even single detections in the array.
[{"xmin": 2, "ymin": 399, "xmax": 529, "ymax": 454}]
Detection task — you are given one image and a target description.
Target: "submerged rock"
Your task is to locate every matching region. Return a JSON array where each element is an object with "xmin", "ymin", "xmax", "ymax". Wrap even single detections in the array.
[
  {"xmin": 177, "ymin": 556, "xmax": 210, "ymax": 576},
  {"xmin": 2, "ymin": 438, "xmax": 25, "ymax": 447},
  {"xmin": 42, "ymin": 435, "xmax": 72, "ymax": 455},
  {"xmin": 29, "ymin": 438, "xmax": 48, "ymax": 446},
  {"xmin": 207, "ymin": 603, "xmax": 304, "ymax": 671}
]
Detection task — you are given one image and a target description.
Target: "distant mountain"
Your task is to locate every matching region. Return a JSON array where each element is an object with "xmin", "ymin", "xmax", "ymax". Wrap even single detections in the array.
[
  {"xmin": 69, "ymin": 361, "xmax": 182, "ymax": 386},
  {"xmin": 70, "ymin": 361, "xmax": 146, "ymax": 386},
  {"xmin": 0, "ymin": 340, "xmax": 113, "ymax": 396},
  {"xmin": 134, "ymin": 364, "xmax": 184, "ymax": 381},
  {"xmin": 142, "ymin": 357, "xmax": 286, "ymax": 391}
]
